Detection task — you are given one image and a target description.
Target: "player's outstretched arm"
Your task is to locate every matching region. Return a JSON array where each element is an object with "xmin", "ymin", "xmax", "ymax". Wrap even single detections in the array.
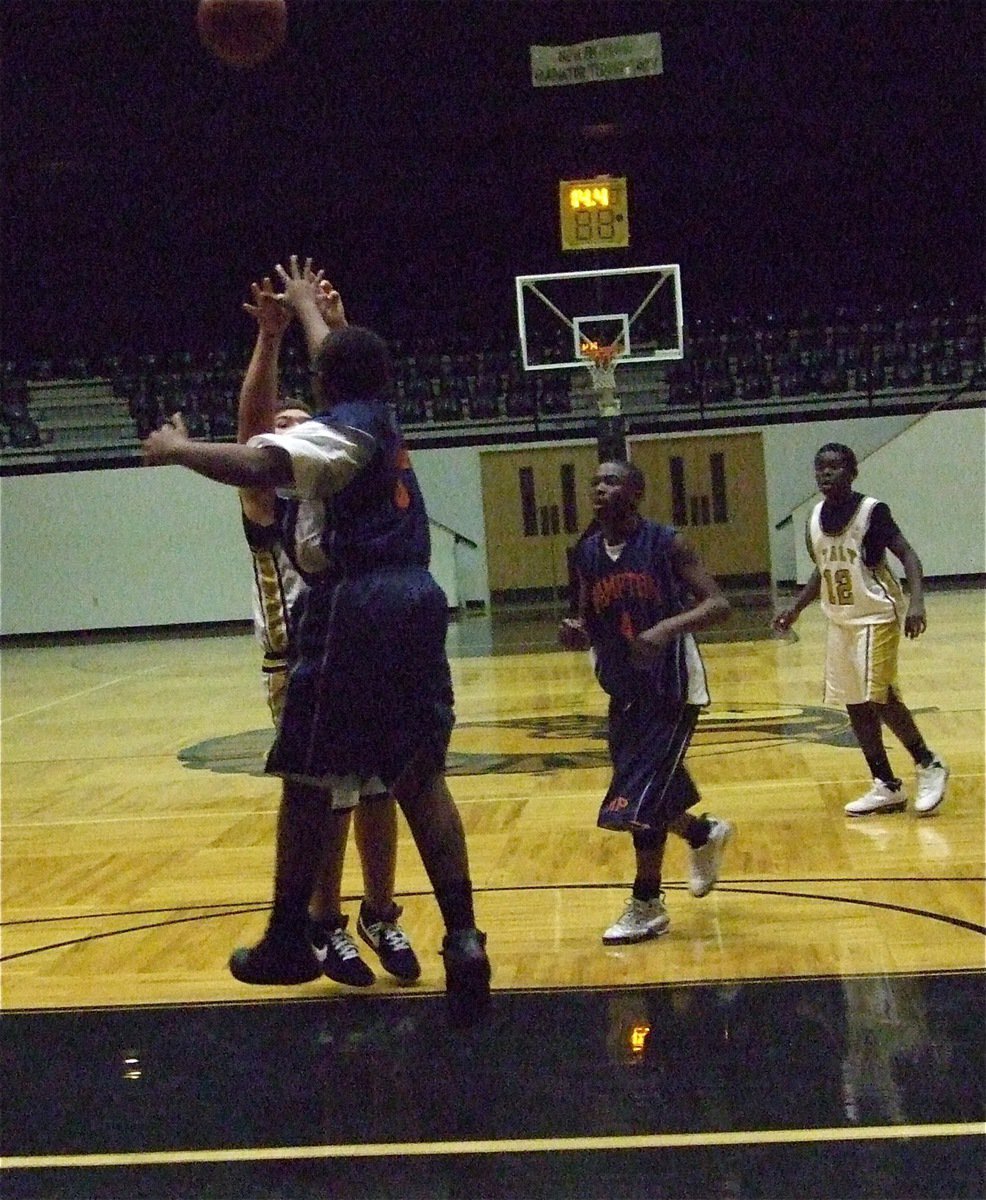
[
  {"xmin": 238, "ymin": 277, "xmax": 292, "ymax": 523},
  {"xmin": 276, "ymin": 255, "xmax": 332, "ymax": 361},
  {"xmin": 314, "ymin": 278, "xmax": 347, "ymax": 335},
  {"xmin": 142, "ymin": 415, "xmax": 293, "ymax": 490},
  {"xmin": 239, "ymin": 277, "xmax": 291, "ymax": 445}
]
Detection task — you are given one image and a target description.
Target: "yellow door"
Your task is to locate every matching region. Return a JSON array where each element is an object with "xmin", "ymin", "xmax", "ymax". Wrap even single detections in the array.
[
  {"xmin": 480, "ymin": 445, "xmax": 598, "ymax": 600},
  {"xmin": 630, "ymin": 433, "xmax": 770, "ymax": 582}
]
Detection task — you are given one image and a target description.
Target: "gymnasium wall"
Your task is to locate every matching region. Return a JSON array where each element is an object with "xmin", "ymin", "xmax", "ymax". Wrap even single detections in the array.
[
  {"xmin": 788, "ymin": 406, "xmax": 985, "ymax": 584},
  {"xmin": 0, "ymin": 406, "xmax": 981, "ymax": 635}
]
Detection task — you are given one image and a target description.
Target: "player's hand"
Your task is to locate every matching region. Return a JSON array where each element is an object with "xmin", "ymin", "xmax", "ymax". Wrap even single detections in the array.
[
  {"xmin": 629, "ymin": 625, "xmax": 672, "ymax": 663},
  {"xmin": 904, "ymin": 603, "xmax": 927, "ymax": 639},
  {"xmin": 141, "ymin": 412, "xmax": 189, "ymax": 465},
  {"xmin": 558, "ymin": 617, "xmax": 590, "ymax": 650},
  {"xmin": 771, "ymin": 608, "xmax": 797, "ymax": 634},
  {"xmin": 314, "ymin": 278, "xmax": 347, "ymax": 330},
  {"xmin": 243, "ymin": 276, "xmax": 292, "ymax": 335},
  {"xmin": 274, "ymin": 254, "xmax": 325, "ymax": 314}
]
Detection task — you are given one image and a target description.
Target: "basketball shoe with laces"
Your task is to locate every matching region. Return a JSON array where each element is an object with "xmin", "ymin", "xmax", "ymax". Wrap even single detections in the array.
[
  {"xmin": 844, "ymin": 779, "xmax": 906, "ymax": 816},
  {"xmin": 602, "ymin": 894, "xmax": 670, "ymax": 944},
  {"xmin": 688, "ymin": 817, "xmax": 735, "ymax": 897},
  {"xmin": 357, "ymin": 901, "xmax": 421, "ymax": 982},
  {"xmin": 914, "ymin": 755, "xmax": 949, "ymax": 815},
  {"xmin": 307, "ymin": 915, "xmax": 375, "ymax": 987}
]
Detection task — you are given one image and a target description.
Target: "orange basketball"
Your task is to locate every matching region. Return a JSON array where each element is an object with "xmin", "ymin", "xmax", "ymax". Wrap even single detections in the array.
[{"xmin": 196, "ymin": 0, "xmax": 287, "ymax": 69}]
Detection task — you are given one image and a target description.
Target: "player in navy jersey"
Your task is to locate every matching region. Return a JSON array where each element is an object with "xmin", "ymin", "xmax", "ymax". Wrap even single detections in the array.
[
  {"xmin": 559, "ymin": 460, "xmax": 735, "ymax": 945},
  {"xmin": 231, "ymin": 274, "xmax": 419, "ymax": 987},
  {"xmin": 142, "ymin": 258, "xmax": 489, "ymax": 1026},
  {"xmin": 772, "ymin": 443, "xmax": 948, "ymax": 816}
]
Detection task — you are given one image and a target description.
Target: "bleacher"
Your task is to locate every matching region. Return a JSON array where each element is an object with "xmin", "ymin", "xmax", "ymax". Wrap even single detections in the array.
[
  {"xmin": 26, "ymin": 378, "xmax": 137, "ymax": 454},
  {"xmin": 2, "ymin": 302, "xmax": 983, "ymax": 469}
]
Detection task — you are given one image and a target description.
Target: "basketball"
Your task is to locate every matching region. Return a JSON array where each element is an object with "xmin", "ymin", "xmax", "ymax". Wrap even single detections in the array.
[{"xmin": 196, "ymin": 0, "xmax": 287, "ymax": 69}]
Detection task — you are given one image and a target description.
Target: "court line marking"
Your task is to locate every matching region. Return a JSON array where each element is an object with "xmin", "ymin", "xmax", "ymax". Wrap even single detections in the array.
[
  {"xmin": 0, "ymin": 666, "xmax": 167, "ymax": 723},
  {"xmin": 3, "ymin": 883, "xmax": 983, "ymax": 967},
  {"xmin": 3, "ymin": 879, "xmax": 983, "ymax": 927},
  {"xmin": 1, "ymin": 767, "xmax": 981, "ymax": 824},
  {"xmin": 3, "ymin": 1122, "xmax": 983, "ymax": 1170}
]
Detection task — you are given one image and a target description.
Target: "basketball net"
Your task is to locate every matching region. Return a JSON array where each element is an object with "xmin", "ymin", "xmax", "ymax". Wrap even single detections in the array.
[{"xmin": 582, "ymin": 340, "xmax": 623, "ymax": 417}]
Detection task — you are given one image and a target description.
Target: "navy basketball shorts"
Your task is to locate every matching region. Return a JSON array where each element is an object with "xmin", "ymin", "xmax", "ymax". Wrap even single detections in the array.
[
  {"xmin": 266, "ymin": 565, "xmax": 454, "ymax": 790},
  {"xmin": 597, "ymin": 696, "xmax": 701, "ymax": 833}
]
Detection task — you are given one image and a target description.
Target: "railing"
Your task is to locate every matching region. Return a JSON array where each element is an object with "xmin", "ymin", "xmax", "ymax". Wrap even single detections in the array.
[{"xmin": 2, "ymin": 373, "xmax": 983, "ymax": 474}]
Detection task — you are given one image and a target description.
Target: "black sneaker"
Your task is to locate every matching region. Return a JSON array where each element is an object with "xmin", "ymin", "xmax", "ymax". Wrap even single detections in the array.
[
  {"xmin": 441, "ymin": 928, "xmax": 491, "ymax": 1028},
  {"xmin": 357, "ymin": 902, "xmax": 421, "ymax": 983},
  {"xmin": 307, "ymin": 916, "xmax": 375, "ymax": 987},
  {"xmin": 228, "ymin": 932, "xmax": 322, "ymax": 985}
]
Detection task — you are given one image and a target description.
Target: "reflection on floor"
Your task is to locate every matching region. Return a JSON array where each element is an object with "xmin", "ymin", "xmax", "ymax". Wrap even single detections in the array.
[{"xmin": 3, "ymin": 971, "xmax": 983, "ymax": 1198}]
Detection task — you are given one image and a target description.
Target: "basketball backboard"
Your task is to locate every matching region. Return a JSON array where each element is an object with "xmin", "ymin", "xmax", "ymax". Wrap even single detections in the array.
[{"xmin": 515, "ymin": 264, "xmax": 683, "ymax": 372}]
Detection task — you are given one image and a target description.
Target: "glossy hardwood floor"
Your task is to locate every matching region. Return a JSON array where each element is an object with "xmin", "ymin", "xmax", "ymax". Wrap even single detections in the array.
[{"xmin": 2, "ymin": 588, "xmax": 983, "ymax": 1012}]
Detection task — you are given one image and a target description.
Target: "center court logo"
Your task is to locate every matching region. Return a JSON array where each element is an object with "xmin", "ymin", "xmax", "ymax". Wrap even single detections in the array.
[{"xmin": 176, "ymin": 702, "xmax": 899, "ymax": 778}]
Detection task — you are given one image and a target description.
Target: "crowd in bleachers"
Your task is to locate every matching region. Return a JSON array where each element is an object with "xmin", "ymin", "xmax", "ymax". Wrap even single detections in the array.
[
  {"xmin": 2, "ymin": 301, "xmax": 983, "ymax": 450},
  {"xmin": 665, "ymin": 304, "xmax": 985, "ymax": 407},
  {"xmin": 99, "ymin": 336, "xmax": 574, "ymax": 439}
]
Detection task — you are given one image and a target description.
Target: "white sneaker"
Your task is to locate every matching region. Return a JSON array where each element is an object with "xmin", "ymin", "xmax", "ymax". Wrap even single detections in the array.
[
  {"xmin": 914, "ymin": 756, "xmax": 949, "ymax": 815},
  {"xmin": 602, "ymin": 895, "xmax": 670, "ymax": 944},
  {"xmin": 844, "ymin": 779, "xmax": 907, "ymax": 816},
  {"xmin": 689, "ymin": 818, "xmax": 735, "ymax": 897}
]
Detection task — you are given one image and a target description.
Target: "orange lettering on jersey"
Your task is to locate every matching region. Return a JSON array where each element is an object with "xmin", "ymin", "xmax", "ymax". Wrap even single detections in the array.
[
  {"xmin": 602, "ymin": 795, "xmax": 630, "ymax": 812},
  {"xmin": 620, "ymin": 611, "xmax": 636, "ymax": 641},
  {"xmin": 396, "ymin": 447, "xmax": 411, "ymax": 470},
  {"xmin": 590, "ymin": 570, "xmax": 661, "ymax": 614},
  {"xmin": 394, "ymin": 479, "xmax": 411, "ymax": 509}
]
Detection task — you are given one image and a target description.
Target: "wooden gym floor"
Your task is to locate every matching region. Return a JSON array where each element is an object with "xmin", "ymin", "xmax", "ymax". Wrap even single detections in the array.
[{"xmin": 1, "ymin": 587, "xmax": 984, "ymax": 1198}]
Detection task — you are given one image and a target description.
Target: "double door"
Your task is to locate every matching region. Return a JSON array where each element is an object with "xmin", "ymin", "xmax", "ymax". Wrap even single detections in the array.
[
  {"xmin": 481, "ymin": 432, "xmax": 769, "ymax": 599},
  {"xmin": 480, "ymin": 444, "xmax": 598, "ymax": 601},
  {"xmin": 630, "ymin": 432, "xmax": 770, "ymax": 581}
]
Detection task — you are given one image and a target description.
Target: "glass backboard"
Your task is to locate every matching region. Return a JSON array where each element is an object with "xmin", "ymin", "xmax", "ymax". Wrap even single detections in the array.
[{"xmin": 515, "ymin": 264, "xmax": 684, "ymax": 371}]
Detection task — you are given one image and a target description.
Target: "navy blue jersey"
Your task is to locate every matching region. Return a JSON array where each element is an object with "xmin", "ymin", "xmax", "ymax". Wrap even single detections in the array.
[
  {"xmin": 318, "ymin": 401, "xmax": 430, "ymax": 575},
  {"xmin": 574, "ymin": 519, "xmax": 704, "ymax": 704}
]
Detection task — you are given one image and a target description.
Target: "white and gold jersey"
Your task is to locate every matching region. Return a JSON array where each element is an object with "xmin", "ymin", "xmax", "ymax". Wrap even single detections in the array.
[{"xmin": 808, "ymin": 496, "xmax": 904, "ymax": 628}]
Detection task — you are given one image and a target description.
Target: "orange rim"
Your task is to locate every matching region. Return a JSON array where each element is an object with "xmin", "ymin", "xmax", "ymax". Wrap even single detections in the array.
[{"xmin": 580, "ymin": 339, "xmax": 621, "ymax": 368}]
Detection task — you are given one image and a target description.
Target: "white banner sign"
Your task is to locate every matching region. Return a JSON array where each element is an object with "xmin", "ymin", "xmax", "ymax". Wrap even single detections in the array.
[{"xmin": 530, "ymin": 32, "xmax": 663, "ymax": 88}]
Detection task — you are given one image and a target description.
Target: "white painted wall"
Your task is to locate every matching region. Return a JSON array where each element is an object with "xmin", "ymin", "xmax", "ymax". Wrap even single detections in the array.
[
  {"xmin": 1, "ymin": 406, "xmax": 982, "ymax": 635},
  {"xmin": 790, "ymin": 406, "xmax": 986, "ymax": 584},
  {"xmin": 0, "ymin": 466, "xmax": 463, "ymax": 635},
  {"xmin": 0, "ymin": 467, "xmax": 248, "ymax": 633}
]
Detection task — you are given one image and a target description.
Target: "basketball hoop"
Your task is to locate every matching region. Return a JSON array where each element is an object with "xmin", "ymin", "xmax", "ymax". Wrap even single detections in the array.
[{"xmin": 582, "ymin": 340, "xmax": 623, "ymax": 416}]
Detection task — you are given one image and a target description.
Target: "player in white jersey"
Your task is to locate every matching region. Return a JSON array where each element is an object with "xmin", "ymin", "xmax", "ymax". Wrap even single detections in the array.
[{"xmin": 772, "ymin": 443, "xmax": 949, "ymax": 816}]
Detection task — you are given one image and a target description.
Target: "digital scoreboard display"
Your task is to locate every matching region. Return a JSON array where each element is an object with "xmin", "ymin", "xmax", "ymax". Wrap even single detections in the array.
[{"xmin": 559, "ymin": 177, "xmax": 629, "ymax": 251}]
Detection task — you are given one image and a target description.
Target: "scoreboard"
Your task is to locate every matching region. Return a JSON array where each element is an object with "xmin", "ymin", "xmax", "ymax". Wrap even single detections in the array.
[{"xmin": 559, "ymin": 177, "xmax": 629, "ymax": 251}]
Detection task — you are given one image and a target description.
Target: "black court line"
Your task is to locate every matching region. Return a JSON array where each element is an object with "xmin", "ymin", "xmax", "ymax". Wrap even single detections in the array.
[{"xmin": 3, "ymin": 880, "xmax": 982, "ymax": 968}]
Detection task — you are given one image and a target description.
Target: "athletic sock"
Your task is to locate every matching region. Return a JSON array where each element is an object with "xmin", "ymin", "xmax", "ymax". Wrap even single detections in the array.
[
  {"xmin": 434, "ymin": 880, "xmax": 476, "ymax": 933},
  {"xmin": 679, "ymin": 813, "xmax": 712, "ymax": 849},
  {"xmin": 268, "ymin": 883, "xmax": 311, "ymax": 939},
  {"xmin": 864, "ymin": 751, "xmax": 896, "ymax": 784},
  {"xmin": 632, "ymin": 879, "xmax": 662, "ymax": 902},
  {"xmin": 906, "ymin": 743, "xmax": 934, "ymax": 768}
]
